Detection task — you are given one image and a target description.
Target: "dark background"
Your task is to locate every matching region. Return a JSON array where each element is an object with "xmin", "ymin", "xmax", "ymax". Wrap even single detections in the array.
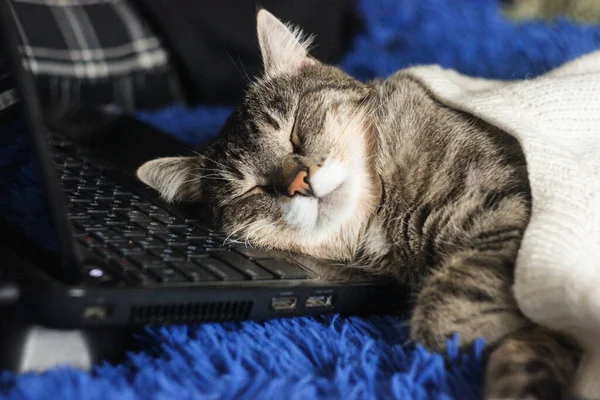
[{"xmin": 135, "ymin": 0, "xmax": 357, "ymax": 104}]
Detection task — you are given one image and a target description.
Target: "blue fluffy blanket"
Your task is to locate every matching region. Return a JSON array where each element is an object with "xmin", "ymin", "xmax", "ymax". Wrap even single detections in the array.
[{"xmin": 2, "ymin": 1, "xmax": 600, "ymax": 399}]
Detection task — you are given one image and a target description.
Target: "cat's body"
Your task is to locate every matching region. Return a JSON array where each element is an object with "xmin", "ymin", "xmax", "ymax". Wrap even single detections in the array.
[{"xmin": 138, "ymin": 10, "xmax": 581, "ymax": 399}]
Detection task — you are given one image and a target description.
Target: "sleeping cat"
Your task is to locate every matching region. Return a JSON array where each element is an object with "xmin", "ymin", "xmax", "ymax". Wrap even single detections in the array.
[{"xmin": 137, "ymin": 9, "xmax": 581, "ymax": 400}]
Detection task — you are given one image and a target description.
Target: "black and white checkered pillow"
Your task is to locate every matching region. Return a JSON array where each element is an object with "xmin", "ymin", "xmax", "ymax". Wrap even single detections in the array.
[
  {"xmin": 0, "ymin": 0, "xmax": 182, "ymax": 113},
  {"xmin": 0, "ymin": 56, "xmax": 17, "ymax": 115}
]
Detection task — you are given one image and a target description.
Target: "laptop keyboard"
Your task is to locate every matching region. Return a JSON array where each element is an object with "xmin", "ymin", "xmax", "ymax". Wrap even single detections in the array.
[{"xmin": 49, "ymin": 137, "xmax": 310, "ymax": 286}]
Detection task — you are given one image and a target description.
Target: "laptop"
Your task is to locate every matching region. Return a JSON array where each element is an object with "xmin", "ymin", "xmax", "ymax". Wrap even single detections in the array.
[{"xmin": 0, "ymin": 1, "xmax": 404, "ymax": 328}]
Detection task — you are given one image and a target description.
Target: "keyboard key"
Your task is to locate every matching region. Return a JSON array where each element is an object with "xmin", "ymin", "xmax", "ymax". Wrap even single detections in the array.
[
  {"xmin": 171, "ymin": 226, "xmax": 211, "ymax": 240},
  {"xmin": 83, "ymin": 202, "xmax": 111, "ymax": 214},
  {"xmin": 185, "ymin": 233, "xmax": 211, "ymax": 241},
  {"xmin": 149, "ymin": 247, "xmax": 185, "ymax": 262},
  {"xmin": 76, "ymin": 185, "xmax": 97, "ymax": 192},
  {"xmin": 125, "ymin": 210, "xmax": 151, "ymax": 222},
  {"xmin": 94, "ymin": 196, "xmax": 116, "ymax": 202},
  {"xmin": 64, "ymin": 158, "xmax": 83, "ymax": 168},
  {"xmin": 99, "ymin": 213, "xmax": 128, "ymax": 227},
  {"xmin": 191, "ymin": 222, "xmax": 216, "ymax": 233},
  {"xmin": 233, "ymin": 247, "xmax": 274, "ymax": 260},
  {"xmin": 80, "ymin": 166, "xmax": 101, "ymax": 178},
  {"xmin": 257, "ymin": 259, "xmax": 308, "ymax": 280},
  {"xmin": 67, "ymin": 211, "xmax": 91, "ymax": 220},
  {"xmin": 93, "ymin": 246, "xmax": 121, "ymax": 260},
  {"xmin": 97, "ymin": 197, "xmax": 127, "ymax": 204},
  {"xmin": 107, "ymin": 199, "xmax": 133, "ymax": 211},
  {"xmin": 69, "ymin": 195, "xmax": 93, "ymax": 204},
  {"xmin": 110, "ymin": 256, "xmax": 137, "ymax": 271},
  {"xmin": 111, "ymin": 205, "xmax": 134, "ymax": 212},
  {"xmin": 170, "ymin": 262, "xmax": 217, "ymax": 282},
  {"xmin": 121, "ymin": 224, "xmax": 147, "ymax": 238},
  {"xmin": 61, "ymin": 180, "xmax": 80, "ymax": 190},
  {"xmin": 208, "ymin": 231, "xmax": 229, "ymax": 240},
  {"xmin": 115, "ymin": 192, "xmax": 141, "ymax": 202},
  {"xmin": 93, "ymin": 188, "xmax": 113, "ymax": 197},
  {"xmin": 95, "ymin": 179, "xmax": 114, "ymax": 187},
  {"xmin": 73, "ymin": 221, "xmax": 109, "ymax": 232},
  {"xmin": 134, "ymin": 203, "xmax": 164, "ymax": 214},
  {"xmin": 194, "ymin": 257, "xmax": 246, "ymax": 281},
  {"xmin": 103, "ymin": 220, "xmax": 128, "ymax": 227},
  {"xmin": 135, "ymin": 219, "xmax": 169, "ymax": 232},
  {"xmin": 148, "ymin": 268, "xmax": 188, "ymax": 284},
  {"xmin": 69, "ymin": 189, "xmax": 92, "ymax": 198},
  {"xmin": 78, "ymin": 235, "xmax": 103, "ymax": 247},
  {"xmin": 151, "ymin": 213, "xmax": 188, "ymax": 228},
  {"xmin": 61, "ymin": 174, "xmax": 82, "ymax": 182},
  {"xmin": 212, "ymin": 251, "xmax": 274, "ymax": 280},
  {"xmin": 92, "ymin": 230, "xmax": 127, "ymax": 243},
  {"xmin": 184, "ymin": 244, "xmax": 210, "ymax": 259},
  {"xmin": 189, "ymin": 237, "xmax": 225, "ymax": 250},
  {"xmin": 151, "ymin": 231, "xmax": 185, "ymax": 244},
  {"xmin": 101, "ymin": 212, "xmax": 121, "ymax": 220},
  {"xmin": 136, "ymin": 236, "xmax": 165, "ymax": 249},
  {"xmin": 125, "ymin": 269, "xmax": 156, "ymax": 285},
  {"xmin": 111, "ymin": 239, "xmax": 144, "ymax": 255},
  {"xmin": 129, "ymin": 254, "xmax": 167, "ymax": 269}
]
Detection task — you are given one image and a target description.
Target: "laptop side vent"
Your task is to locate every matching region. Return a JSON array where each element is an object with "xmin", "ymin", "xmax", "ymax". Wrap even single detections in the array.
[{"xmin": 129, "ymin": 301, "xmax": 253, "ymax": 324}]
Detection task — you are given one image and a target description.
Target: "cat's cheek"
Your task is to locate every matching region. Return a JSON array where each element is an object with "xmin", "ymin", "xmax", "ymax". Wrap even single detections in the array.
[
  {"xmin": 281, "ymin": 196, "xmax": 318, "ymax": 231},
  {"xmin": 310, "ymin": 160, "xmax": 348, "ymax": 198}
]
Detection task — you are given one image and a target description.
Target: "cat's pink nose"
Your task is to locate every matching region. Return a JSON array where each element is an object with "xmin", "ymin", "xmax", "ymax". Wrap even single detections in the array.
[{"xmin": 287, "ymin": 170, "xmax": 312, "ymax": 196}]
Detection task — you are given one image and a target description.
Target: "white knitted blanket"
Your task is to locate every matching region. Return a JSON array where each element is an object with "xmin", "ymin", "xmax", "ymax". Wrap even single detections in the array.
[{"xmin": 405, "ymin": 51, "xmax": 600, "ymax": 398}]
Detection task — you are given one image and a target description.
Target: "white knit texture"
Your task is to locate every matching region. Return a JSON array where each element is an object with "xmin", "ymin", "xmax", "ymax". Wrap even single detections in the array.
[{"xmin": 404, "ymin": 51, "xmax": 600, "ymax": 399}]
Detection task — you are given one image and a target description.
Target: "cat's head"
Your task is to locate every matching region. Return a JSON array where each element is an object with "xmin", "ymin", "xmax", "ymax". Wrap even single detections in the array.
[{"xmin": 137, "ymin": 10, "xmax": 381, "ymax": 260}]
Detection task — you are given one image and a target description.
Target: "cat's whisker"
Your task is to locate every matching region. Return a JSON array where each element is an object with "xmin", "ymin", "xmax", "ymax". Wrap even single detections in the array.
[
  {"xmin": 225, "ymin": 49, "xmax": 252, "ymax": 84},
  {"xmin": 243, "ymin": 221, "xmax": 271, "ymax": 245},
  {"xmin": 179, "ymin": 174, "xmax": 231, "ymax": 184},
  {"xmin": 236, "ymin": 52, "xmax": 253, "ymax": 84},
  {"xmin": 192, "ymin": 151, "xmax": 232, "ymax": 171},
  {"xmin": 195, "ymin": 167, "xmax": 233, "ymax": 174}
]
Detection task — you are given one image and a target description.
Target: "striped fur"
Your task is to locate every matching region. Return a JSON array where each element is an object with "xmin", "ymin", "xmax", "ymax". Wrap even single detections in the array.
[{"xmin": 138, "ymin": 10, "xmax": 581, "ymax": 399}]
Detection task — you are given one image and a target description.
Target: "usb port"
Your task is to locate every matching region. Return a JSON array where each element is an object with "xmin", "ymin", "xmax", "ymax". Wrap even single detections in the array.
[
  {"xmin": 271, "ymin": 296, "xmax": 297, "ymax": 311},
  {"xmin": 305, "ymin": 295, "xmax": 334, "ymax": 308}
]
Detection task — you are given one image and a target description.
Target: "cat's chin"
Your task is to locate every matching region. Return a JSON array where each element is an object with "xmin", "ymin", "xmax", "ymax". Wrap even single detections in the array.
[
  {"xmin": 315, "ymin": 181, "xmax": 351, "ymax": 224},
  {"xmin": 281, "ymin": 178, "xmax": 356, "ymax": 234}
]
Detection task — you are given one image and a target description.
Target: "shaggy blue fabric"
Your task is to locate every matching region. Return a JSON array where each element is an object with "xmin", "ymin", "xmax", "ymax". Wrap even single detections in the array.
[
  {"xmin": 2, "ymin": 0, "xmax": 600, "ymax": 399},
  {"xmin": 0, "ymin": 317, "xmax": 485, "ymax": 400}
]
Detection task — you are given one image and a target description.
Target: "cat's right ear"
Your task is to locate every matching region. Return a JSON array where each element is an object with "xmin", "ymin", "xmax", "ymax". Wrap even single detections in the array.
[
  {"xmin": 256, "ymin": 9, "xmax": 317, "ymax": 77},
  {"xmin": 136, "ymin": 156, "xmax": 202, "ymax": 203}
]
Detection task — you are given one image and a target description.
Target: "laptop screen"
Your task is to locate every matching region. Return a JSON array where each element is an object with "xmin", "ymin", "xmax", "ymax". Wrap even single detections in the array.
[
  {"xmin": 0, "ymin": 106, "xmax": 78, "ymax": 280},
  {"xmin": 0, "ymin": 2, "xmax": 80, "ymax": 283},
  {"xmin": 0, "ymin": 112, "xmax": 56, "ymax": 250}
]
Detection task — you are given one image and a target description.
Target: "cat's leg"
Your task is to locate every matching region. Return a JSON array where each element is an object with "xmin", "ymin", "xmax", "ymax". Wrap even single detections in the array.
[
  {"xmin": 410, "ymin": 249, "xmax": 581, "ymax": 400},
  {"xmin": 484, "ymin": 324, "xmax": 580, "ymax": 400}
]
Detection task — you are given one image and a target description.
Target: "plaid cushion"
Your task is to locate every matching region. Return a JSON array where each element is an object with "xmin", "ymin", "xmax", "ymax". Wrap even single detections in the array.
[
  {"xmin": 0, "ymin": 55, "xmax": 17, "ymax": 115},
  {"xmin": 0, "ymin": 0, "xmax": 183, "ymax": 113}
]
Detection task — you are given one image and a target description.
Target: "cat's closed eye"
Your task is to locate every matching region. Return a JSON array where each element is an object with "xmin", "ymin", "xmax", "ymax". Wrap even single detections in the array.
[
  {"xmin": 234, "ymin": 185, "xmax": 268, "ymax": 201},
  {"xmin": 289, "ymin": 109, "xmax": 302, "ymax": 154},
  {"xmin": 290, "ymin": 131, "xmax": 301, "ymax": 154},
  {"xmin": 243, "ymin": 181, "xmax": 281, "ymax": 198}
]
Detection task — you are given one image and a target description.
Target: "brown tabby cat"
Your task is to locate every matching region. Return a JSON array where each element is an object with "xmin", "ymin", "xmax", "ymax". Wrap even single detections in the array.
[{"xmin": 137, "ymin": 9, "xmax": 581, "ymax": 400}]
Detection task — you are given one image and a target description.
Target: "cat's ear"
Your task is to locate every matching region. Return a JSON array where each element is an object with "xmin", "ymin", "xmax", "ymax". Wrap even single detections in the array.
[
  {"xmin": 256, "ymin": 9, "xmax": 317, "ymax": 77},
  {"xmin": 136, "ymin": 156, "xmax": 201, "ymax": 203}
]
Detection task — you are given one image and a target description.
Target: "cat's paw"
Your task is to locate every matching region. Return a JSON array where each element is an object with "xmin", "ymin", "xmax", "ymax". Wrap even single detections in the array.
[
  {"xmin": 484, "ymin": 334, "xmax": 577, "ymax": 400},
  {"xmin": 484, "ymin": 356, "xmax": 562, "ymax": 400}
]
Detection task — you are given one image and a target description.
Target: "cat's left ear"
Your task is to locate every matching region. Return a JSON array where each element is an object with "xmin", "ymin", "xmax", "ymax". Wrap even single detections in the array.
[
  {"xmin": 256, "ymin": 9, "xmax": 317, "ymax": 77},
  {"xmin": 136, "ymin": 156, "xmax": 201, "ymax": 203}
]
